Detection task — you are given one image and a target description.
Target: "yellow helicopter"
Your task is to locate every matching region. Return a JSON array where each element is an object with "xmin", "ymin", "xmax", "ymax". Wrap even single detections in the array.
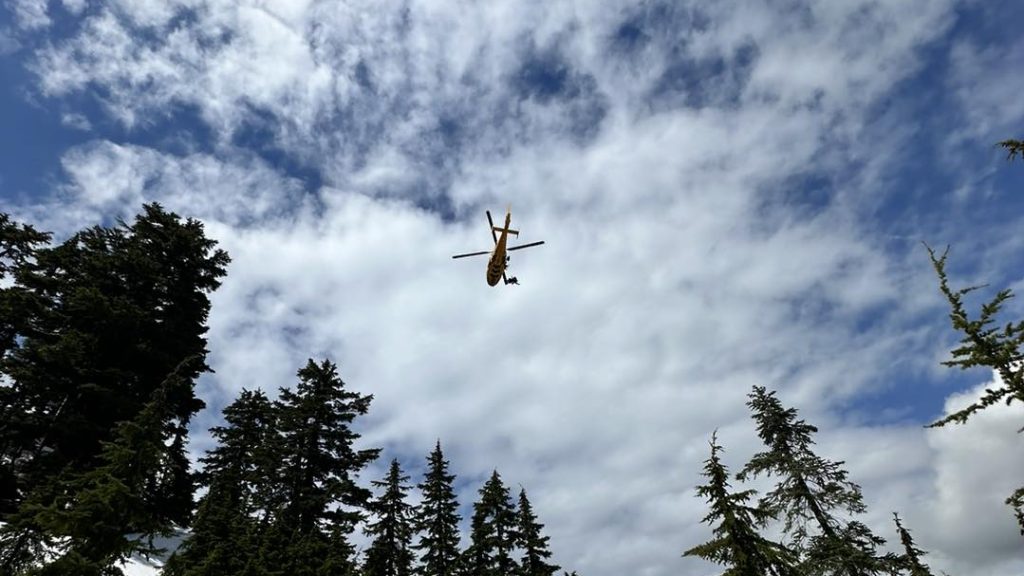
[{"xmin": 452, "ymin": 207, "xmax": 544, "ymax": 286}]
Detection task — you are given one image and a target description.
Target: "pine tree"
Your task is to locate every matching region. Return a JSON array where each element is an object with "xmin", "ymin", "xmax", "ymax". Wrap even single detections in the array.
[
  {"xmin": 0, "ymin": 204, "xmax": 229, "ymax": 516},
  {"xmin": 684, "ymin": 432, "xmax": 799, "ymax": 576},
  {"xmin": 413, "ymin": 441, "xmax": 461, "ymax": 576},
  {"xmin": 164, "ymin": 388, "xmax": 281, "ymax": 576},
  {"xmin": 464, "ymin": 471, "xmax": 519, "ymax": 576},
  {"xmin": 364, "ymin": 459, "xmax": 415, "ymax": 576},
  {"xmin": 890, "ymin": 513, "xmax": 934, "ymax": 576},
  {"xmin": 737, "ymin": 386, "xmax": 890, "ymax": 576},
  {"xmin": 516, "ymin": 489, "xmax": 560, "ymax": 576},
  {"xmin": 272, "ymin": 359, "xmax": 380, "ymax": 571}
]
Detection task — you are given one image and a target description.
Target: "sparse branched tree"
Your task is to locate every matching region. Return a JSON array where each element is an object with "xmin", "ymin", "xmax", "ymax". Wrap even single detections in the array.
[
  {"xmin": 464, "ymin": 471, "xmax": 519, "ymax": 576},
  {"xmin": 413, "ymin": 441, "xmax": 461, "ymax": 576},
  {"xmin": 364, "ymin": 459, "xmax": 415, "ymax": 576},
  {"xmin": 684, "ymin": 432, "xmax": 800, "ymax": 576},
  {"xmin": 925, "ymin": 245, "xmax": 1024, "ymax": 428},
  {"xmin": 925, "ymin": 245, "xmax": 1024, "ymax": 534},
  {"xmin": 737, "ymin": 386, "xmax": 891, "ymax": 576},
  {"xmin": 890, "ymin": 513, "xmax": 934, "ymax": 576},
  {"xmin": 516, "ymin": 489, "xmax": 560, "ymax": 576}
]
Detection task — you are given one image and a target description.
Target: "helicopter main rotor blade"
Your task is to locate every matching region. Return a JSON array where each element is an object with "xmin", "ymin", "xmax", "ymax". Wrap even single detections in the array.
[
  {"xmin": 452, "ymin": 250, "xmax": 491, "ymax": 259},
  {"xmin": 486, "ymin": 210, "xmax": 498, "ymax": 245},
  {"xmin": 506, "ymin": 241, "xmax": 545, "ymax": 251}
]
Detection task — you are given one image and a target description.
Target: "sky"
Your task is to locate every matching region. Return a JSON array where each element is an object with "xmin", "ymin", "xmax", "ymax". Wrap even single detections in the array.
[{"xmin": 2, "ymin": 0, "xmax": 1024, "ymax": 574}]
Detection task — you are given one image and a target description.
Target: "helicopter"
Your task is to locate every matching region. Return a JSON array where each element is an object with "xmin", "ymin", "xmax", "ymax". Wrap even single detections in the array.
[{"xmin": 452, "ymin": 207, "xmax": 545, "ymax": 286}]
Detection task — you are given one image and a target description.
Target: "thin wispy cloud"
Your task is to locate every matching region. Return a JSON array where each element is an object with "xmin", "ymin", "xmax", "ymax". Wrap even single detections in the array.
[{"xmin": 3, "ymin": 1, "xmax": 1024, "ymax": 575}]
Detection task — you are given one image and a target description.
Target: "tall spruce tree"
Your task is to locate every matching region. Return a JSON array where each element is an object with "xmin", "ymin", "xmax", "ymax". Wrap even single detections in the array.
[
  {"xmin": 272, "ymin": 358, "xmax": 380, "ymax": 571},
  {"xmin": 164, "ymin": 388, "xmax": 281, "ymax": 576},
  {"xmin": 737, "ymin": 386, "xmax": 890, "ymax": 576},
  {"xmin": 684, "ymin": 432, "xmax": 799, "ymax": 576},
  {"xmin": 0, "ymin": 204, "xmax": 228, "ymax": 518},
  {"xmin": 0, "ymin": 358, "xmax": 197, "ymax": 575},
  {"xmin": 364, "ymin": 459, "xmax": 415, "ymax": 576},
  {"xmin": 413, "ymin": 441, "xmax": 461, "ymax": 576},
  {"xmin": 515, "ymin": 489, "xmax": 560, "ymax": 576},
  {"xmin": 464, "ymin": 471, "xmax": 519, "ymax": 576}
]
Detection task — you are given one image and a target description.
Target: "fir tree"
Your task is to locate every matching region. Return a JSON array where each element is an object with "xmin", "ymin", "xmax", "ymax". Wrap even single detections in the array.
[
  {"xmin": 364, "ymin": 459, "xmax": 415, "ymax": 576},
  {"xmin": 413, "ymin": 441, "xmax": 461, "ymax": 576},
  {"xmin": 737, "ymin": 386, "xmax": 890, "ymax": 576},
  {"xmin": 1, "ymin": 359, "xmax": 196, "ymax": 575},
  {"xmin": 684, "ymin": 432, "xmax": 799, "ymax": 576},
  {"xmin": 891, "ymin": 513, "xmax": 934, "ymax": 576},
  {"xmin": 516, "ymin": 489, "xmax": 560, "ymax": 576},
  {"xmin": 164, "ymin": 388, "xmax": 281, "ymax": 576},
  {"xmin": 925, "ymin": 245, "xmax": 1024, "ymax": 532},
  {"xmin": 0, "ymin": 204, "xmax": 228, "ymax": 516},
  {"xmin": 272, "ymin": 359, "xmax": 380, "ymax": 571},
  {"xmin": 153, "ymin": 427, "xmax": 195, "ymax": 527},
  {"xmin": 464, "ymin": 471, "xmax": 519, "ymax": 576}
]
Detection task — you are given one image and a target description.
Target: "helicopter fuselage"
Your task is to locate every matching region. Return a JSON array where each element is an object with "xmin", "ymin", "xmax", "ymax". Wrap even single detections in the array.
[{"xmin": 486, "ymin": 216, "xmax": 512, "ymax": 286}]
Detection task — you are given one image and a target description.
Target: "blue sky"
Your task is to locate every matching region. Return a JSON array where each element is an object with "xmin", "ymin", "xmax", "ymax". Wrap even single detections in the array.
[{"xmin": 2, "ymin": 1, "xmax": 1024, "ymax": 575}]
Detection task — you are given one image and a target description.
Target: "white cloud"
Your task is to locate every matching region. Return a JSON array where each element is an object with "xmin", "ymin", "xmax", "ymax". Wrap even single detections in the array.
[
  {"xmin": 11, "ymin": 1, "xmax": 1024, "ymax": 575},
  {"xmin": 0, "ymin": 28, "xmax": 20, "ymax": 55},
  {"xmin": 9, "ymin": 0, "xmax": 50, "ymax": 30},
  {"xmin": 60, "ymin": 112, "xmax": 91, "ymax": 131}
]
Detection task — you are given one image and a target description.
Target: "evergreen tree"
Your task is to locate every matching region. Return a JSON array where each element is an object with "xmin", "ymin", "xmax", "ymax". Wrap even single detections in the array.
[
  {"xmin": 464, "ymin": 471, "xmax": 518, "ymax": 576},
  {"xmin": 891, "ymin": 513, "xmax": 934, "ymax": 576},
  {"xmin": 737, "ymin": 386, "xmax": 890, "ymax": 576},
  {"xmin": 516, "ymin": 489, "xmax": 560, "ymax": 576},
  {"xmin": 364, "ymin": 459, "xmax": 415, "ymax": 576},
  {"xmin": 164, "ymin": 388, "xmax": 281, "ymax": 576},
  {"xmin": 413, "ymin": 441, "xmax": 461, "ymax": 576},
  {"xmin": 684, "ymin": 432, "xmax": 799, "ymax": 576},
  {"xmin": 926, "ymin": 245, "xmax": 1024, "ymax": 532},
  {"xmin": 152, "ymin": 427, "xmax": 195, "ymax": 527},
  {"xmin": 0, "ymin": 204, "xmax": 229, "ymax": 516},
  {"xmin": 0, "ymin": 213, "xmax": 49, "ymax": 356},
  {"xmin": 272, "ymin": 359, "xmax": 380, "ymax": 569},
  {"xmin": 0, "ymin": 359, "xmax": 196, "ymax": 575}
]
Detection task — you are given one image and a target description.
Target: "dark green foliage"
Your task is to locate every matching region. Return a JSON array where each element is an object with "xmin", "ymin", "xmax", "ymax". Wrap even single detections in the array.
[
  {"xmin": 464, "ymin": 471, "xmax": 519, "ymax": 576},
  {"xmin": 364, "ymin": 459, "xmax": 415, "ymax": 576},
  {"xmin": 1, "ymin": 359, "xmax": 196, "ymax": 575},
  {"xmin": 926, "ymin": 245, "xmax": 1024, "ymax": 534},
  {"xmin": 925, "ymin": 245, "xmax": 1024, "ymax": 427},
  {"xmin": 890, "ymin": 513, "xmax": 934, "ymax": 576},
  {"xmin": 164, "ymin": 389, "xmax": 281, "ymax": 576},
  {"xmin": 153, "ymin": 427, "xmax": 196, "ymax": 527},
  {"xmin": 413, "ymin": 441, "xmax": 461, "ymax": 576},
  {"xmin": 0, "ymin": 203, "xmax": 228, "ymax": 517},
  {"xmin": 0, "ymin": 214, "xmax": 49, "ymax": 358},
  {"xmin": 738, "ymin": 386, "xmax": 890, "ymax": 576},
  {"xmin": 275, "ymin": 358, "xmax": 381, "ymax": 536},
  {"xmin": 999, "ymin": 139, "xmax": 1024, "ymax": 161},
  {"xmin": 684, "ymin": 433, "xmax": 800, "ymax": 576},
  {"xmin": 516, "ymin": 489, "xmax": 560, "ymax": 576}
]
